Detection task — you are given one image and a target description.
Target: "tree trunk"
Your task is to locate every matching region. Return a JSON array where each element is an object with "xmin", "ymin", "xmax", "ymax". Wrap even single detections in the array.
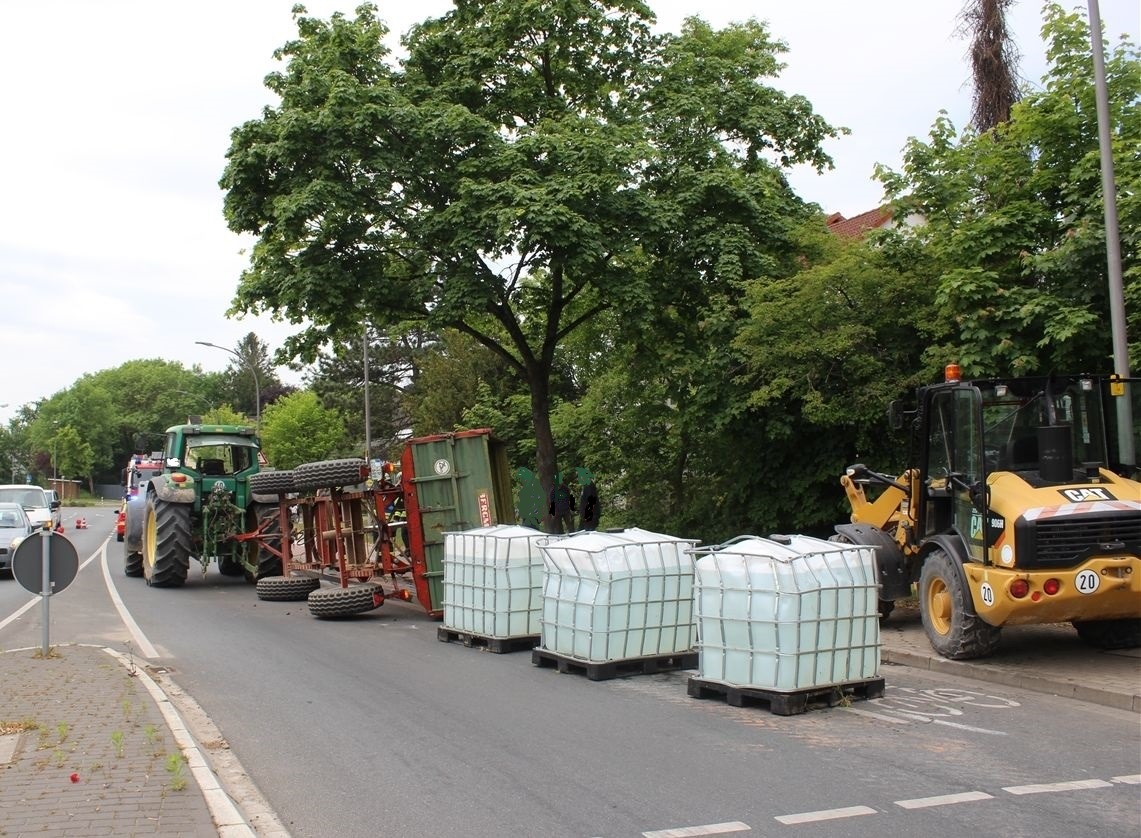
[{"xmin": 527, "ymin": 365, "xmax": 560, "ymax": 533}]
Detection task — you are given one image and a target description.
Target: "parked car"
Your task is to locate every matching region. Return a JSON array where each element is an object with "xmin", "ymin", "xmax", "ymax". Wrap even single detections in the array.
[
  {"xmin": 0, "ymin": 501, "xmax": 34, "ymax": 573},
  {"xmin": 43, "ymin": 489, "xmax": 62, "ymax": 528},
  {"xmin": 0, "ymin": 485, "xmax": 55, "ymax": 531},
  {"xmin": 116, "ymin": 503, "xmax": 126, "ymax": 542}
]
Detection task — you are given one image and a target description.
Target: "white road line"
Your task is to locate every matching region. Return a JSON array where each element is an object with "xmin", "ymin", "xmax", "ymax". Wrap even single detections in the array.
[
  {"xmin": 0, "ymin": 538, "xmax": 107, "ymax": 633},
  {"xmin": 930, "ymin": 719, "xmax": 1007, "ymax": 736},
  {"xmin": 100, "ymin": 541, "xmax": 160, "ymax": 659},
  {"xmin": 1111, "ymin": 775, "xmax": 1141, "ymax": 785},
  {"xmin": 839, "ymin": 706, "xmax": 912, "ymax": 724},
  {"xmin": 642, "ymin": 822, "xmax": 750, "ymax": 838},
  {"xmin": 1003, "ymin": 779, "xmax": 1114, "ymax": 795},
  {"xmin": 774, "ymin": 806, "xmax": 877, "ymax": 825},
  {"xmin": 895, "ymin": 791, "xmax": 995, "ymax": 809}
]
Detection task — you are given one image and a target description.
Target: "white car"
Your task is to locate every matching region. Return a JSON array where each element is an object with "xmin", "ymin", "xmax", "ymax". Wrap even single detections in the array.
[
  {"xmin": 0, "ymin": 485, "xmax": 55, "ymax": 532},
  {"xmin": 0, "ymin": 501, "xmax": 34, "ymax": 572}
]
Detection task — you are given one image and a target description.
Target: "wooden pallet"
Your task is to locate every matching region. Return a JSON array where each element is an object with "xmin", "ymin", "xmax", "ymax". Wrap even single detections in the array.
[
  {"xmin": 436, "ymin": 627, "xmax": 539, "ymax": 654},
  {"xmin": 531, "ymin": 648, "xmax": 699, "ymax": 681},
  {"xmin": 686, "ymin": 675, "xmax": 885, "ymax": 716}
]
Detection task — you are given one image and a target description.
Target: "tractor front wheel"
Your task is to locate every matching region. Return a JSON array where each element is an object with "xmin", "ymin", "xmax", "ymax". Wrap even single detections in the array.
[
  {"xmin": 143, "ymin": 497, "xmax": 191, "ymax": 588},
  {"xmin": 918, "ymin": 549, "xmax": 1001, "ymax": 660}
]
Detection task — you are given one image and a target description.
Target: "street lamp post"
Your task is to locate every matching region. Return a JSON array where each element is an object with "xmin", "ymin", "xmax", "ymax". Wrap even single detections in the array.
[{"xmin": 195, "ymin": 341, "xmax": 261, "ymax": 429}]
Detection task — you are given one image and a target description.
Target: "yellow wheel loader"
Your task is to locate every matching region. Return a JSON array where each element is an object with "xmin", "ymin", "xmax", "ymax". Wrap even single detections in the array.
[{"xmin": 835, "ymin": 367, "xmax": 1140, "ymax": 660}]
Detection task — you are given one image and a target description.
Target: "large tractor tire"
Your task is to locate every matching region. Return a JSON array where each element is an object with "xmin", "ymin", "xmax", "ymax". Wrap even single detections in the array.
[
  {"xmin": 217, "ymin": 556, "xmax": 246, "ymax": 577},
  {"xmin": 918, "ymin": 549, "xmax": 1001, "ymax": 660},
  {"xmin": 124, "ymin": 545, "xmax": 143, "ymax": 578},
  {"xmin": 257, "ymin": 574, "xmax": 321, "ymax": 602},
  {"xmin": 143, "ymin": 497, "xmax": 191, "ymax": 588},
  {"xmin": 250, "ymin": 502, "xmax": 284, "ymax": 580},
  {"xmin": 293, "ymin": 458, "xmax": 368, "ymax": 492},
  {"xmin": 1072, "ymin": 618, "xmax": 1141, "ymax": 650},
  {"xmin": 307, "ymin": 582, "xmax": 383, "ymax": 618},
  {"xmin": 249, "ymin": 469, "xmax": 296, "ymax": 495}
]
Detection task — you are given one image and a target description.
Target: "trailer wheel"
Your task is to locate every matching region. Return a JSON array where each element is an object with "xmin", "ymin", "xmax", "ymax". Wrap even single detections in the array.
[
  {"xmin": 918, "ymin": 549, "xmax": 1001, "ymax": 660},
  {"xmin": 143, "ymin": 498, "xmax": 191, "ymax": 588},
  {"xmin": 293, "ymin": 458, "xmax": 368, "ymax": 492},
  {"xmin": 307, "ymin": 582, "xmax": 384, "ymax": 618},
  {"xmin": 256, "ymin": 574, "xmax": 321, "ymax": 602},
  {"xmin": 249, "ymin": 503, "xmax": 284, "ymax": 580},
  {"xmin": 1072, "ymin": 618, "xmax": 1141, "ymax": 650},
  {"xmin": 250, "ymin": 470, "xmax": 296, "ymax": 495}
]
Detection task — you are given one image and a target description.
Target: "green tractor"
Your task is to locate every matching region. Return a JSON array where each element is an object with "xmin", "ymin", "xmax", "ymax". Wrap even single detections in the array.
[{"xmin": 138, "ymin": 421, "xmax": 292, "ymax": 587}]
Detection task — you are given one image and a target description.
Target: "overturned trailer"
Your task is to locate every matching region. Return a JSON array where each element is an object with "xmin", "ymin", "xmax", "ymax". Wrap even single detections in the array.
[{"xmin": 254, "ymin": 429, "xmax": 515, "ymax": 618}]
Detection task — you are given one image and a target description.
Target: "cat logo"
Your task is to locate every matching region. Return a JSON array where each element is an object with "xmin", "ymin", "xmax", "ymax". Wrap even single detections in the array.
[{"xmin": 1060, "ymin": 487, "xmax": 1117, "ymax": 503}]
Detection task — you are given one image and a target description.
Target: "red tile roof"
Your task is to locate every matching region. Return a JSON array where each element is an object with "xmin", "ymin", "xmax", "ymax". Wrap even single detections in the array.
[{"xmin": 826, "ymin": 206, "xmax": 893, "ymax": 239}]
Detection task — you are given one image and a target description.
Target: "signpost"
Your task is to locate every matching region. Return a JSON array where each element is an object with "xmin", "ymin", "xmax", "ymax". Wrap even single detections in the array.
[{"xmin": 11, "ymin": 530, "xmax": 79, "ymax": 655}]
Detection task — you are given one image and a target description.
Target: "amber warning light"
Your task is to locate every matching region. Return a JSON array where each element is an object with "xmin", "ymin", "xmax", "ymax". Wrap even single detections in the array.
[{"xmin": 944, "ymin": 363, "xmax": 961, "ymax": 382}]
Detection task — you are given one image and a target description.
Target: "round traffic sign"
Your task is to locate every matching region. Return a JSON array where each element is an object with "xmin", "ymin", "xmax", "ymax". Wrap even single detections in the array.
[{"xmin": 11, "ymin": 532, "xmax": 80, "ymax": 595}]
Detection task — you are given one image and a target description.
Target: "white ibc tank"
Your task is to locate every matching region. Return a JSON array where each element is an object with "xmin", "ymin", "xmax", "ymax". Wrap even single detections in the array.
[
  {"xmin": 443, "ymin": 525, "xmax": 546, "ymax": 638},
  {"xmin": 538, "ymin": 528, "xmax": 699, "ymax": 663},
  {"xmin": 693, "ymin": 534, "xmax": 879, "ymax": 692}
]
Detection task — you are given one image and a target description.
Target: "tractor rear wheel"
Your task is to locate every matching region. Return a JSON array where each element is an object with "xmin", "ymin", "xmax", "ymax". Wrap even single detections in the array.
[
  {"xmin": 918, "ymin": 549, "xmax": 1001, "ymax": 660},
  {"xmin": 250, "ymin": 502, "xmax": 284, "ymax": 580},
  {"xmin": 1072, "ymin": 618, "xmax": 1141, "ymax": 650},
  {"xmin": 307, "ymin": 582, "xmax": 383, "ymax": 618},
  {"xmin": 257, "ymin": 574, "xmax": 321, "ymax": 602},
  {"xmin": 143, "ymin": 498, "xmax": 191, "ymax": 588},
  {"xmin": 293, "ymin": 458, "xmax": 368, "ymax": 492}
]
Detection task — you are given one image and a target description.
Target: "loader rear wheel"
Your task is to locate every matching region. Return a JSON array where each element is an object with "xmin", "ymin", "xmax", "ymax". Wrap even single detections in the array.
[
  {"xmin": 1072, "ymin": 618, "xmax": 1141, "ymax": 650},
  {"xmin": 143, "ymin": 498, "xmax": 191, "ymax": 588},
  {"xmin": 293, "ymin": 458, "xmax": 368, "ymax": 492},
  {"xmin": 256, "ymin": 574, "xmax": 321, "ymax": 602},
  {"xmin": 250, "ymin": 503, "xmax": 284, "ymax": 580},
  {"xmin": 828, "ymin": 532, "xmax": 894, "ymax": 620},
  {"xmin": 918, "ymin": 549, "xmax": 1001, "ymax": 660},
  {"xmin": 307, "ymin": 582, "xmax": 383, "ymax": 618}
]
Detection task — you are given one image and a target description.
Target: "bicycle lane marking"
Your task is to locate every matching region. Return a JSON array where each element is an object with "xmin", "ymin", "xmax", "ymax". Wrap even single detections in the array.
[{"xmin": 839, "ymin": 685, "xmax": 1019, "ymax": 735}]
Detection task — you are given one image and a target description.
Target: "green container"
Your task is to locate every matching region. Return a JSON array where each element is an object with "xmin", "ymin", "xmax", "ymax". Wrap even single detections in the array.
[{"xmin": 404, "ymin": 429, "xmax": 514, "ymax": 613}]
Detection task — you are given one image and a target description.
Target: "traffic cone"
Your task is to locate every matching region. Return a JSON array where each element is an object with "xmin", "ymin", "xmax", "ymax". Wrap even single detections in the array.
[
  {"xmin": 75, "ymin": 517, "xmax": 87, "ymax": 530},
  {"xmin": 55, "ymin": 524, "xmax": 65, "ymax": 534}
]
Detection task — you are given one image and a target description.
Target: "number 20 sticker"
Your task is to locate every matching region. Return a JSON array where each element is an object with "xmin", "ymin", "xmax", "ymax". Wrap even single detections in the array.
[
  {"xmin": 979, "ymin": 582, "xmax": 995, "ymax": 607},
  {"xmin": 1075, "ymin": 569, "xmax": 1100, "ymax": 594}
]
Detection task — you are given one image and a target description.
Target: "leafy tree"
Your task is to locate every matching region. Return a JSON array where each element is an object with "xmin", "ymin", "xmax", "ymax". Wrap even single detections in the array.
[
  {"xmin": 52, "ymin": 425, "xmax": 95, "ymax": 492},
  {"xmin": 877, "ymin": 3, "xmax": 1140, "ymax": 375},
  {"xmin": 220, "ymin": 1, "xmax": 841, "ymax": 507},
  {"xmin": 259, "ymin": 391, "xmax": 348, "ymax": 469}
]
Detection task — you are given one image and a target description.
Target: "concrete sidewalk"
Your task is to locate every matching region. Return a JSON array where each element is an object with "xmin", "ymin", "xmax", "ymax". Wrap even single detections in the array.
[
  {"xmin": 0, "ymin": 643, "xmax": 253, "ymax": 837},
  {"xmin": 879, "ymin": 605, "xmax": 1141, "ymax": 713}
]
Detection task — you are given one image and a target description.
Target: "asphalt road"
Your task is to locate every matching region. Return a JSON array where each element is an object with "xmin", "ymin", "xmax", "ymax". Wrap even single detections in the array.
[{"xmin": 1, "ymin": 506, "xmax": 1138, "ymax": 838}]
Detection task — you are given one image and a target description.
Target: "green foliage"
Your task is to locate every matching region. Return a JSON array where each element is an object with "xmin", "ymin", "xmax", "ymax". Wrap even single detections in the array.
[
  {"xmin": 259, "ymin": 391, "xmax": 348, "ymax": 469},
  {"xmin": 220, "ymin": 1, "xmax": 841, "ymax": 494},
  {"xmin": 877, "ymin": 3, "xmax": 1140, "ymax": 374}
]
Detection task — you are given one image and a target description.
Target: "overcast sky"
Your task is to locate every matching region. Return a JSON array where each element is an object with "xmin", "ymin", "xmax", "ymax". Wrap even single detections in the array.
[{"xmin": 1, "ymin": 0, "xmax": 1137, "ymax": 423}]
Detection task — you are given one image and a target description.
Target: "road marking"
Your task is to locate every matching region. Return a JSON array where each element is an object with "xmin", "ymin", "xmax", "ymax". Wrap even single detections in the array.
[
  {"xmin": 100, "ymin": 542, "xmax": 160, "ymax": 659},
  {"xmin": 643, "ymin": 822, "xmax": 750, "ymax": 837},
  {"xmin": 1003, "ymin": 779, "xmax": 1114, "ymax": 795},
  {"xmin": 774, "ymin": 806, "xmax": 877, "ymax": 825},
  {"xmin": 1111, "ymin": 775, "xmax": 1141, "ymax": 785},
  {"xmin": 895, "ymin": 791, "xmax": 994, "ymax": 809},
  {"xmin": 929, "ymin": 719, "xmax": 1007, "ymax": 736},
  {"xmin": 839, "ymin": 706, "xmax": 912, "ymax": 724}
]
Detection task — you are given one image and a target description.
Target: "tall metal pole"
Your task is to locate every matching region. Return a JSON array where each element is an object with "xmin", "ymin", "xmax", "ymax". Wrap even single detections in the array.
[
  {"xmin": 1086, "ymin": 0, "xmax": 1134, "ymax": 467},
  {"xmin": 195, "ymin": 341, "xmax": 261, "ymax": 430},
  {"xmin": 363, "ymin": 328, "xmax": 372, "ymax": 467}
]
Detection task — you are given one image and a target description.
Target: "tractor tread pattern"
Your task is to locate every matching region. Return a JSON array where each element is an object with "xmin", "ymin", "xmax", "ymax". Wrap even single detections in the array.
[
  {"xmin": 920, "ymin": 548, "xmax": 1001, "ymax": 660},
  {"xmin": 146, "ymin": 499, "xmax": 191, "ymax": 588}
]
